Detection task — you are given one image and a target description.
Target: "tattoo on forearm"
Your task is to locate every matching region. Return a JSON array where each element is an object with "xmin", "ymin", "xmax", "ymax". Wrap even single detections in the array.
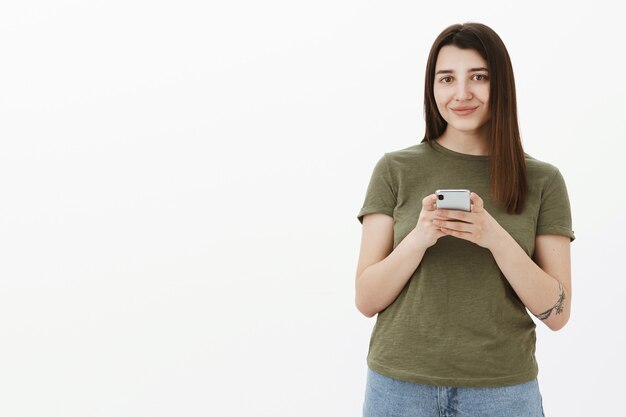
[{"xmin": 535, "ymin": 282, "xmax": 566, "ymax": 321}]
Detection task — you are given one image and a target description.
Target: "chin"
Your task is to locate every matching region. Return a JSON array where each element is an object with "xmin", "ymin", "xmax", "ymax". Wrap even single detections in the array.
[
  {"xmin": 449, "ymin": 123, "xmax": 485, "ymax": 132},
  {"xmin": 447, "ymin": 118, "xmax": 489, "ymax": 130}
]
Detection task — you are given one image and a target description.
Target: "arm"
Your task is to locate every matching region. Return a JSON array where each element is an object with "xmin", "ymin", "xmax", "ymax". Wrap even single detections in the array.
[
  {"xmin": 489, "ymin": 233, "xmax": 571, "ymax": 331},
  {"xmin": 432, "ymin": 192, "xmax": 573, "ymax": 331},
  {"xmin": 355, "ymin": 195, "xmax": 445, "ymax": 318}
]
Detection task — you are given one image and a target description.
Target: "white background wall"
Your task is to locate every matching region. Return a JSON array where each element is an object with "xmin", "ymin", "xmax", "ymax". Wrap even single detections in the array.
[{"xmin": 0, "ymin": 1, "xmax": 623, "ymax": 416}]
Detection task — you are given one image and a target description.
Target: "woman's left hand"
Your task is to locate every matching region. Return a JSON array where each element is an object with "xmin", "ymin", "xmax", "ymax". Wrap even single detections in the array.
[{"xmin": 432, "ymin": 192, "xmax": 505, "ymax": 250}]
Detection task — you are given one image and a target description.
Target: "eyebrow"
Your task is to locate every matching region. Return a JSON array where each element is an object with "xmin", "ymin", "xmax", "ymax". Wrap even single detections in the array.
[{"xmin": 435, "ymin": 67, "xmax": 489, "ymax": 75}]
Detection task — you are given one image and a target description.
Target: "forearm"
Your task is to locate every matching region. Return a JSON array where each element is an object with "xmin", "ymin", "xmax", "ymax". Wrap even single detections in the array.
[
  {"xmin": 356, "ymin": 229, "xmax": 428, "ymax": 318},
  {"xmin": 489, "ymin": 231, "xmax": 570, "ymax": 331}
]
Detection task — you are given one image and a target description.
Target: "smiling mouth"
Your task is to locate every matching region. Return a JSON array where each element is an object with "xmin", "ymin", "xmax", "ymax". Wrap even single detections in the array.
[{"xmin": 452, "ymin": 107, "xmax": 478, "ymax": 115}]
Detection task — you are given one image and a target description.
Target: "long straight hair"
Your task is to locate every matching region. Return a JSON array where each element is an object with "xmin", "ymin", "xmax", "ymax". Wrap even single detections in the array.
[{"xmin": 422, "ymin": 23, "xmax": 527, "ymax": 214}]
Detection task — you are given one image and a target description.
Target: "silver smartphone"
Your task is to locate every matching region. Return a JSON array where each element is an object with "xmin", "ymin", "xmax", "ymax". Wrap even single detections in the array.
[{"xmin": 435, "ymin": 189, "xmax": 471, "ymax": 212}]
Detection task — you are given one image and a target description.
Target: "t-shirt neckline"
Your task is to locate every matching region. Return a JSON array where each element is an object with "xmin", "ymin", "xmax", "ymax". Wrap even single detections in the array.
[{"xmin": 429, "ymin": 139, "xmax": 490, "ymax": 161}]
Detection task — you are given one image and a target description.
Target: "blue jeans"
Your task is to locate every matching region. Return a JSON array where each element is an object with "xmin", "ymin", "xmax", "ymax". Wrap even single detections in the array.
[{"xmin": 363, "ymin": 367, "xmax": 545, "ymax": 417}]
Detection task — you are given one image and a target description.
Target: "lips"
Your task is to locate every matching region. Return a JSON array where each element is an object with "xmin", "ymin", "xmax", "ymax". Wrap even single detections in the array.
[
  {"xmin": 451, "ymin": 106, "xmax": 478, "ymax": 111},
  {"xmin": 451, "ymin": 106, "xmax": 478, "ymax": 116}
]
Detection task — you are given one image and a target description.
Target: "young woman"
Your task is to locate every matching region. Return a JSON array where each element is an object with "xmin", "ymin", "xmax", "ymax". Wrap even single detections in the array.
[{"xmin": 355, "ymin": 22, "xmax": 574, "ymax": 417}]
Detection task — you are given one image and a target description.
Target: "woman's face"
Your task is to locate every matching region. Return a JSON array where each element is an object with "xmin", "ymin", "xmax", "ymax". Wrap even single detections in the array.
[{"xmin": 433, "ymin": 45, "xmax": 491, "ymax": 134}]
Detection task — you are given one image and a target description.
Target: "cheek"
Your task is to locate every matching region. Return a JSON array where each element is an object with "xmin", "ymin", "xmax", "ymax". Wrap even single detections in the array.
[
  {"xmin": 433, "ymin": 89, "xmax": 448, "ymax": 108},
  {"xmin": 480, "ymin": 85, "xmax": 490, "ymax": 102}
]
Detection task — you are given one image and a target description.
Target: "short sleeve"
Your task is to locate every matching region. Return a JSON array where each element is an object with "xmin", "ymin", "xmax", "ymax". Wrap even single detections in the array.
[
  {"xmin": 536, "ymin": 168, "xmax": 575, "ymax": 242},
  {"xmin": 356, "ymin": 153, "xmax": 397, "ymax": 224}
]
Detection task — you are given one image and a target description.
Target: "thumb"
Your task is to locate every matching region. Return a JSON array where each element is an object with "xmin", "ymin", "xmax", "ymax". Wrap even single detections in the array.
[
  {"xmin": 470, "ymin": 192, "xmax": 484, "ymax": 213},
  {"xmin": 422, "ymin": 194, "xmax": 437, "ymax": 211}
]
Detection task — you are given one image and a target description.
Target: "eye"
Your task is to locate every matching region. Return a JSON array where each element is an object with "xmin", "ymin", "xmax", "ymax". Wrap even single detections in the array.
[
  {"xmin": 439, "ymin": 76, "xmax": 452, "ymax": 83},
  {"xmin": 474, "ymin": 74, "xmax": 489, "ymax": 81}
]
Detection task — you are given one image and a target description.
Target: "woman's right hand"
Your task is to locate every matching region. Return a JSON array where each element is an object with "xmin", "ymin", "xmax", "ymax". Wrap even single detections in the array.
[
  {"xmin": 355, "ymin": 194, "xmax": 444, "ymax": 317},
  {"xmin": 410, "ymin": 194, "xmax": 446, "ymax": 248}
]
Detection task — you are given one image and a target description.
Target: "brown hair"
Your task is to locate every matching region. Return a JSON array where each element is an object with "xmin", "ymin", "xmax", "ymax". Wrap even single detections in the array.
[{"xmin": 422, "ymin": 22, "xmax": 527, "ymax": 214}]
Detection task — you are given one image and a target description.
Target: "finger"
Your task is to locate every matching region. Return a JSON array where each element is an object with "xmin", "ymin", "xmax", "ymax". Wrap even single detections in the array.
[
  {"xmin": 439, "ymin": 225, "xmax": 471, "ymax": 239},
  {"xmin": 435, "ymin": 208, "xmax": 469, "ymax": 222},
  {"xmin": 422, "ymin": 194, "xmax": 438, "ymax": 211},
  {"xmin": 433, "ymin": 219, "xmax": 472, "ymax": 232},
  {"xmin": 470, "ymin": 192, "xmax": 484, "ymax": 212}
]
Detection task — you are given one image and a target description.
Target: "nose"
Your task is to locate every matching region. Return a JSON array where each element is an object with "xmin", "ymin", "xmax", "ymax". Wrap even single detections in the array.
[{"xmin": 454, "ymin": 80, "xmax": 472, "ymax": 101}]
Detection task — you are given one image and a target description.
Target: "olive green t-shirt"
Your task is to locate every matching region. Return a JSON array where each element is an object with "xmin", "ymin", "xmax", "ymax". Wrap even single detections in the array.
[{"xmin": 356, "ymin": 139, "xmax": 575, "ymax": 388}]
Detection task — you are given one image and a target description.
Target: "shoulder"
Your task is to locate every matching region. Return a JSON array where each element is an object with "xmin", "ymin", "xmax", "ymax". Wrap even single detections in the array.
[
  {"xmin": 382, "ymin": 141, "xmax": 434, "ymax": 167},
  {"xmin": 524, "ymin": 152, "xmax": 563, "ymax": 185}
]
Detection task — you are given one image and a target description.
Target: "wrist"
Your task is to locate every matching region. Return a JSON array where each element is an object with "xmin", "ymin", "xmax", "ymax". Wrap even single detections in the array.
[
  {"xmin": 407, "ymin": 227, "xmax": 433, "ymax": 253},
  {"xmin": 487, "ymin": 224, "xmax": 512, "ymax": 253}
]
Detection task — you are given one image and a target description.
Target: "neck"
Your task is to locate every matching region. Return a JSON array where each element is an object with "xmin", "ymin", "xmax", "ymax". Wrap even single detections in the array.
[{"xmin": 435, "ymin": 126, "xmax": 490, "ymax": 156}]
